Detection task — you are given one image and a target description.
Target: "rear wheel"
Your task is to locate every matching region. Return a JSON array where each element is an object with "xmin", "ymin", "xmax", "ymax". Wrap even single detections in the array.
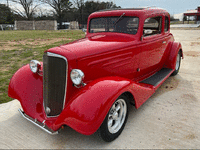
[
  {"xmin": 171, "ymin": 50, "xmax": 181, "ymax": 76},
  {"xmin": 98, "ymin": 95, "xmax": 129, "ymax": 142}
]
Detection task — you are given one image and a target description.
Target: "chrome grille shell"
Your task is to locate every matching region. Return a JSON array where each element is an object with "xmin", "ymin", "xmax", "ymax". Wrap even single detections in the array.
[{"xmin": 43, "ymin": 52, "xmax": 68, "ymax": 117}]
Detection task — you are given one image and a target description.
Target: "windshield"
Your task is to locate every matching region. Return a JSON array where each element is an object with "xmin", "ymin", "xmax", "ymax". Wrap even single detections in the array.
[{"xmin": 89, "ymin": 16, "xmax": 139, "ymax": 35}]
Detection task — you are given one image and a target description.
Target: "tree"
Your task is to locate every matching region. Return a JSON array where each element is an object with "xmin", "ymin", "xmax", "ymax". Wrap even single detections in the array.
[
  {"xmin": 71, "ymin": 0, "xmax": 84, "ymax": 25},
  {"xmin": 39, "ymin": 0, "xmax": 72, "ymax": 29},
  {"xmin": 10, "ymin": 0, "xmax": 40, "ymax": 20},
  {"xmin": 0, "ymin": 4, "xmax": 14, "ymax": 24},
  {"xmin": 71, "ymin": 0, "xmax": 121, "ymax": 26},
  {"xmin": 99, "ymin": 1, "xmax": 121, "ymax": 10},
  {"xmin": 80, "ymin": 1, "xmax": 121, "ymax": 25}
]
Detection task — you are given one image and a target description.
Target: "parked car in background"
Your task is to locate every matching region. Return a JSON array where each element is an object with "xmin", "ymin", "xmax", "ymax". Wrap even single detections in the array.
[{"xmin": 8, "ymin": 7, "xmax": 183, "ymax": 142}]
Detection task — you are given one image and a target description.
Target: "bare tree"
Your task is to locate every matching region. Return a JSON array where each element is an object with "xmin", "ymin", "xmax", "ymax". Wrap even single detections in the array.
[
  {"xmin": 10, "ymin": 0, "xmax": 39, "ymax": 20},
  {"xmin": 71, "ymin": 0, "xmax": 84, "ymax": 25},
  {"xmin": 39, "ymin": 0, "xmax": 72, "ymax": 29}
]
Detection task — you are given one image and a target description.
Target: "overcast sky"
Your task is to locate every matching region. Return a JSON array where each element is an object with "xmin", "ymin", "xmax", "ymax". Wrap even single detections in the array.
[
  {"xmin": 1, "ymin": 0, "xmax": 200, "ymax": 15},
  {"xmin": 116, "ymin": 0, "xmax": 199, "ymax": 14}
]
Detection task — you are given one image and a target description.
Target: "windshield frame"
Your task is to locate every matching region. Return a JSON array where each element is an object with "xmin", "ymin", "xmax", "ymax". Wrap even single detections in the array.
[{"xmin": 89, "ymin": 16, "xmax": 139, "ymax": 35}]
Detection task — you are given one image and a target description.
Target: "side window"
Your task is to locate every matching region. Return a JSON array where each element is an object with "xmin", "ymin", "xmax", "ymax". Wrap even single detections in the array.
[
  {"xmin": 164, "ymin": 16, "xmax": 169, "ymax": 32},
  {"xmin": 126, "ymin": 18, "xmax": 139, "ymax": 34},
  {"xmin": 143, "ymin": 16, "xmax": 162, "ymax": 36}
]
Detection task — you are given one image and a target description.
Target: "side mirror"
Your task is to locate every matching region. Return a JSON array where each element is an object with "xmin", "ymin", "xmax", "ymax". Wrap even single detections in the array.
[{"xmin": 144, "ymin": 29, "xmax": 153, "ymax": 35}]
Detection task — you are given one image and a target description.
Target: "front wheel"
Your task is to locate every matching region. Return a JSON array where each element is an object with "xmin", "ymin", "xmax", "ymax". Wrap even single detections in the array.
[
  {"xmin": 98, "ymin": 95, "xmax": 129, "ymax": 142},
  {"xmin": 171, "ymin": 50, "xmax": 181, "ymax": 76}
]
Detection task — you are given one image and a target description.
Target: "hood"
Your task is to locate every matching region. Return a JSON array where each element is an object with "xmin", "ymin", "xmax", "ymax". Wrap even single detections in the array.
[{"xmin": 59, "ymin": 33, "xmax": 137, "ymax": 60}]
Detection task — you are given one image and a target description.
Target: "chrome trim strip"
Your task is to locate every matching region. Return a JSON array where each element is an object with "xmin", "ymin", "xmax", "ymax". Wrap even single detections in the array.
[
  {"xmin": 18, "ymin": 109, "xmax": 58, "ymax": 135},
  {"xmin": 44, "ymin": 52, "xmax": 68, "ymax": 118},
  {"xmin": 47, "ymin": 52, "xmax": 68, "ymax": 62}
]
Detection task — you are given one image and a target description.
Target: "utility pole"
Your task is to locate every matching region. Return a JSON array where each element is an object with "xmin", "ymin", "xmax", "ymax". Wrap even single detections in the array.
[{"xmin": 7, "ymin": 0, "xmax": 9, "ymax": 7}]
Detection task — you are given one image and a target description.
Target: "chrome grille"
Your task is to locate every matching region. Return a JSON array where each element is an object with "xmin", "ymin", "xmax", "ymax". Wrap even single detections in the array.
[{"xmin": 43, "ymin": 52, "xmax": 68, "ymax": 117}]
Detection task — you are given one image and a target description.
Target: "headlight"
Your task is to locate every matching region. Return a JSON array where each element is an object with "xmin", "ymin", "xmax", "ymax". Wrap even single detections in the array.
[
  {"xmin": 29, "ymin": 60, "xmax": 41, "ymax": 73},
  {"xmin": 70, "ymin": 69, "xmax": 84, "ymax": 85}
]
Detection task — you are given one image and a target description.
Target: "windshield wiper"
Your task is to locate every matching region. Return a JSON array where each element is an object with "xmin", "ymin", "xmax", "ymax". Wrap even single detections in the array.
[{"xmin": 114, "ymin": 13, "xmax": 126, "ymax": 25}]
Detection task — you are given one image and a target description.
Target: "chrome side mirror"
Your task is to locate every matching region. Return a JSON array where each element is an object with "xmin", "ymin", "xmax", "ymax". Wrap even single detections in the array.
[{"xmin": 144, "ymin": 29, "xmax": 153, "ymax": 35}]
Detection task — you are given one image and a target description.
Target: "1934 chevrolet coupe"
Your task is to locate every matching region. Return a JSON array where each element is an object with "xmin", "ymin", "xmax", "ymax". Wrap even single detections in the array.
[{"xmin": 8, "ymin": 7, "xmax": 183, "ymax": 142}]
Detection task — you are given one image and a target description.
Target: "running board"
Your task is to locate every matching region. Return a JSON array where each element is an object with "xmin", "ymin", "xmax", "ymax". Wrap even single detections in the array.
[
  {"xmin": 18, "ymin": 109, "xmax": 58, "ymax": 135},
  {"xmin": 140, "ymin": 68, "xmax": 173, "ymax": 86}
]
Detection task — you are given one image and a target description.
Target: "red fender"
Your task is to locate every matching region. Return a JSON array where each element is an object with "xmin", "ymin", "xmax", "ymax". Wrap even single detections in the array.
[
  {"xmin": 53, "ymin": 77, "xmax": 155, "ymax": 135},
  {"xmin": 52, "ymin": 77, "xmax": 131, "ymax": 135},
  {"xmin": 164, "ymin": 42, "xmax": 183, "ymax": 69},
  {"xmin": 9, "ymin": 68, "xmax": 156, "ymax": 134},
  {"xmin": 8, "ymin": 64, "xmax": 50, "ymax": 123}
]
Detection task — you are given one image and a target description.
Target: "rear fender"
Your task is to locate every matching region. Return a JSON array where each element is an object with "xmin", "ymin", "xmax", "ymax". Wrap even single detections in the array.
[
  {"xmin": 53, "ymin": 77, "xmax": 155, "ymax": 135},
  {"xmin": 164, "ymin": 42, "xmax": 183, "ymax": 69}
]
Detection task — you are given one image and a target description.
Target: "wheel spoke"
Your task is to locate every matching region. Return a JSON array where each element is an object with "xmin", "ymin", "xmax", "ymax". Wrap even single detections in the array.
[
  {"xmin": 112, "ymin": 120, "xmax": 119, "ymax": 129},
  {"xmin": 115, "ymin": 104, "xmax": 121, "ymax": 111},
  {"xmin": 108, "ymin": 119, "xmax": 113, "ymax": 128},
  {"xmin": 111, "ymin": 103, "xmax": 116, "ymax": 110}
]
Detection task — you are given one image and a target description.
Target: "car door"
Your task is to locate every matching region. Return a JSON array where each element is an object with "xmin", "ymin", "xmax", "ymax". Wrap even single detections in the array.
[{"xmin": 137, "ymin": 16, "xmax": 167, "ymax": 79}]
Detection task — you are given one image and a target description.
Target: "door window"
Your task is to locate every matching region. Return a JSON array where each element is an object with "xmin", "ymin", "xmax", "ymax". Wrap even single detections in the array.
[{"xmin": 143, "ymin": 16, "xmax": 162, "ymax": 36}]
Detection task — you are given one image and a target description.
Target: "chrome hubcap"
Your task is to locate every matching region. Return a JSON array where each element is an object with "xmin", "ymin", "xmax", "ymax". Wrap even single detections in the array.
[
  {"xmin": 176, "ymin": 53, "xmax": 180, "ymax": 70},
  {"xmin": 108, "ymin": 99, "xmax": 127, "ymax": 134}
]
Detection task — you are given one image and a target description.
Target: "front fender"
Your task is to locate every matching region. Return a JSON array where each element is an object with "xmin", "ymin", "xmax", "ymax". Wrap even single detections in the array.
[
  {"xmin": 164, "ymin": 42, "xmax": 183, "ymax": 69},
  {"xmin": 53, "ymin": 76, "xmax": 132, "ymax": 135},
  {"xmin": 53, "ymin": 76, "xmax": 155, "ymax": 135},
  {"xmin": 9, "ymin": 68, "xmax": 156, "ymax": 134},
  {"xmin": 8, "ymin": 64, "xmax": 46, "ymax": 122}
]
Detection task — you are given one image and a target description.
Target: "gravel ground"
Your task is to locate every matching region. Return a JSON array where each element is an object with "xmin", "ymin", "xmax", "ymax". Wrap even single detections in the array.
[{"xmin": 1, "ymin": 29, "xmax": 200, "ymax": 149}]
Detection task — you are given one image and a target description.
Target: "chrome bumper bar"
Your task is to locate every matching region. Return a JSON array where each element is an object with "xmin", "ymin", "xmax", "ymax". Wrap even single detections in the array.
[{"xmin": 18, "ymin": 109, "xmax": 58, "ymax": 135}]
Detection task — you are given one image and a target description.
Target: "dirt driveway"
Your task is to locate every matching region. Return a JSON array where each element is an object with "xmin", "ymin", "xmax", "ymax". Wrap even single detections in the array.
[{"xmin": 1, "ymin": 30, "xmax": 200, "ymax": 149}]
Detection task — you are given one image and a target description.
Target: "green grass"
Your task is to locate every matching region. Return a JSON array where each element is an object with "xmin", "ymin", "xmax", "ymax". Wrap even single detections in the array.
[
  {"xmin": 0, "ymin": 30, "xmax": 85, "ymax": 104},
  {"xmin": 0, "ymin": 30, "xmax": 84, "ymax": 42}
]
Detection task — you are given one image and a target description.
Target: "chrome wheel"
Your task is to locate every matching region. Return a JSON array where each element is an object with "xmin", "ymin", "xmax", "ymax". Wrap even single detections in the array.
[
  {"xmin": 99, "ymin": 95, "xmax": 129, "ymax": 142},
  {"xmin": 171, "ymin": 50, "xmax": 181, "ymax": 76},
  {"xmin": 107, "ymin": 98, "xmax": 127, "ymax": 134},
  {"xmin": 175, "ymin": 52, "xmax": 180, "ymax": 71}
]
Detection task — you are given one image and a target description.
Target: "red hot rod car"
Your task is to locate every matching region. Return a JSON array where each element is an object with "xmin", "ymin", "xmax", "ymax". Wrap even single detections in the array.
[{"xmin": 8, "ymin": 7, "xmax": 183, "ymax": 142}]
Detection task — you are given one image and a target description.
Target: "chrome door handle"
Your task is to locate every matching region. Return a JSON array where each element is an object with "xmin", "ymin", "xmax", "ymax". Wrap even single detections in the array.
[{"xmin": 162, "ymin": 41, "xmax": 166, "ymax": 44}]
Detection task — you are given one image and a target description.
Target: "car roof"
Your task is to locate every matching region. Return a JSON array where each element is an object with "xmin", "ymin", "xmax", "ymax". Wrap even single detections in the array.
[
  {"xmin": 89, "ymin": 7, "xmax": 169, "ymax": 18},
  {"xmin": 95, "ymin": 7, "xmax": 146, "ymax": 12},
  {"xmin": 95, "ymin": 7, "xmax": 167, "ymax": 12}
]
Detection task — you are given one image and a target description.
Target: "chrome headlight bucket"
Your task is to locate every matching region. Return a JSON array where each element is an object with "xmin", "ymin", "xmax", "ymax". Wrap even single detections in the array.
[
  {"xmin": 70, "ymin": 69, "xmax": 84, "ymax": 85},
  {"xmin": 29, "ymin": 60, "xmax": 41, "ymax": 73}
]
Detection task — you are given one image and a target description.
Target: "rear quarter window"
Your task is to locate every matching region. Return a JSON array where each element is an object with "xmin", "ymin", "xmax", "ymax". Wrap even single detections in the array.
[{"xmin": 164, "ymin": 16, "xmax": 169, "ymax": 32}]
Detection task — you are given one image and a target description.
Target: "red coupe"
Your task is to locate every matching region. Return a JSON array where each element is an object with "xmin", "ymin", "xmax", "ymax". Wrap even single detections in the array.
[{"xmin": 8, "ymin": 7, "xmax": 183, "ymax": 142}]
